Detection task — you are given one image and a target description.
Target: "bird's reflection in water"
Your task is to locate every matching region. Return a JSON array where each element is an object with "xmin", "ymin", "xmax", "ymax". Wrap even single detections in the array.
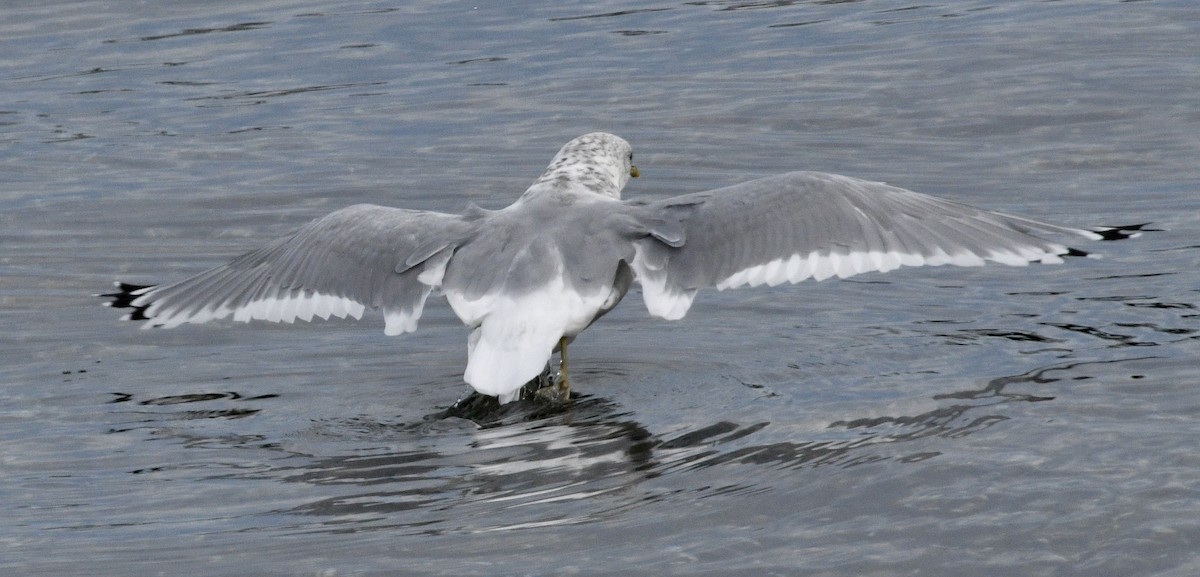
[
  {"xmin": 260, "ymin": 357, "xmax": 1122, "ymax": 534},
  {"xmin": 108, "ymin": 350, "xmax": 1147, "ymax": 537},
  {"xmin": 274, "ymin": 391, "xmax": 656, "ymax": 534}
]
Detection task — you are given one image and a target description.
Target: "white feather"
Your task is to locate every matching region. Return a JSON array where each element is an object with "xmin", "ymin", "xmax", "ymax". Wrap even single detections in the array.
[{"xmin": 450, "ymin": 277, "xmax": 610, "ymax": 403}]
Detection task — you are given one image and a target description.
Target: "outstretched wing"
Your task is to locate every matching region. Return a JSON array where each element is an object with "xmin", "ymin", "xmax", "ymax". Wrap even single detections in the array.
[
  {"xmin": 629, "ymin": 171, "xmax": 1136, "ymax": 319},
  {"xmin": 104, "ymin": 204, "xmax": 477, "ymax": 335}
]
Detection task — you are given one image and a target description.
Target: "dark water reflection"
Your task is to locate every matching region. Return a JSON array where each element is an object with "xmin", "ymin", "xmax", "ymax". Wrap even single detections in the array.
[{"xmin": 101, "ymin": 348, "xmax": 1176, "ymax": 539}]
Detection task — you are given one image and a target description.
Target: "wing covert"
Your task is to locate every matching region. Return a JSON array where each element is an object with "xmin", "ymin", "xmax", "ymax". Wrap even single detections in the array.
[
  {"xmin": 109, "ymin": 204, "xmax": 477, "ymax": 335},
  {"xmin": 629, "ymin": 171, "xmax": 1110, "ymax": 320}
]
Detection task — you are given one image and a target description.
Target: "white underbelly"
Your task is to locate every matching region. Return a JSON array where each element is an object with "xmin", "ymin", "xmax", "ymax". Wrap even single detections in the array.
[{"xmin": 445, "ymin": 276, "xmax": 610, "ymax": 402}]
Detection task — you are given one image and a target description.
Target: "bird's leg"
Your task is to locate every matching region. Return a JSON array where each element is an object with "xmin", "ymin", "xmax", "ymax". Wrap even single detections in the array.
[
  {"xmin": 557, "ymin": 335, "xmax": 571, "ymax": 400},
  {"xmin": 534, "ymin": 336, "xmax": 571, "ymax": 403}
]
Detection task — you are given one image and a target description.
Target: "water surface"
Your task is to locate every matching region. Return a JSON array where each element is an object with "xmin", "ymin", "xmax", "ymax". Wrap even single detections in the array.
[{"xmin": 3, "ymin": 1, "xmax": 1198, "ymax": 575}]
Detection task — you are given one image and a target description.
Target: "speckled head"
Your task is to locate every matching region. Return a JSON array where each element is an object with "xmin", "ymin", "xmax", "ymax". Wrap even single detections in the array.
[{"xmin": 526, "ymin": 132, "xmax": 639, "ymax": 200}]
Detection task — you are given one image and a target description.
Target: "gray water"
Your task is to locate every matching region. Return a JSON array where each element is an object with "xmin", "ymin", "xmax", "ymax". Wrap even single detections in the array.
[{"xmin": 3, "ymin": 1, "xmax": 1199, "ymax": 575}]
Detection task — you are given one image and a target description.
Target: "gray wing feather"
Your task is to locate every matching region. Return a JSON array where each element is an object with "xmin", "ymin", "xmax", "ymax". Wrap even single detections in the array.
[
  {"xmin": 126, "ymin": 204, "xmax": 476, "ymax": 334},
  {"xmin": 630, "ymin": 171, "xmax": 1103, "ymax": 319}
]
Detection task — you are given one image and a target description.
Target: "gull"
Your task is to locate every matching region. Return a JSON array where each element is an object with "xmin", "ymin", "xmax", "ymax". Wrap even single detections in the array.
[{"xmin": 103, "ymin": 132, "xmax": 1139, "ymax": 403}]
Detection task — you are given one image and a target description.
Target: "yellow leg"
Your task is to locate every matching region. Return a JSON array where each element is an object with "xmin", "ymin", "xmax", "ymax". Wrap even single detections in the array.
[
  {"xmin": 534, "ymin": 337, "xmax": 572, "ymax": 403},
  {"xmin": 557, "ymin": 336, "xmax": 571, "ymax": 400}
]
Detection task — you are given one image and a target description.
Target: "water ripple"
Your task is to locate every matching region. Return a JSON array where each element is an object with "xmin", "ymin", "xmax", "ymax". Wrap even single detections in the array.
[{"xmin": 108, "ymin": 355, "xmax": 1138, "ymax": 536}]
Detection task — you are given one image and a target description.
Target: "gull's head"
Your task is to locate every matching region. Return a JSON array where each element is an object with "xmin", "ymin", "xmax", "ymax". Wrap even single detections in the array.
[{"xmin": 528, "ymin": 132, "xmax": 639, "ymax": 200}]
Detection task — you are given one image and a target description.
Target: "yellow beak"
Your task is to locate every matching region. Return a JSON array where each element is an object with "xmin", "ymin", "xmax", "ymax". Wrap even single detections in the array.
[{"xmin": 630, "ymin": 165, "xmax": 640, "ymax": 178}]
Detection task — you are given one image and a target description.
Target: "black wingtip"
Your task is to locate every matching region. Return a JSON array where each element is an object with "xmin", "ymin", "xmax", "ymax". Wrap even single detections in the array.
[
  {"xmin": 1061, "ymin": 223, "xmax": 1154, "ymax": 259},
  {"xmin": 1091, "ymin": 223, "xmax": 1156, "ymax": 241},
  {"xmin": 97, "ymin": 282, "xmax": 155, "ymax": 321}
]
